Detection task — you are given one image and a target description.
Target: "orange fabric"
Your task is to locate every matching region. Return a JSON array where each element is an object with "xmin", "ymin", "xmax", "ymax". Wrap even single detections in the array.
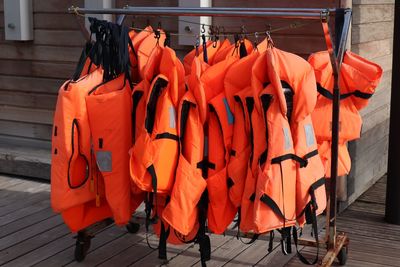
[
  {"xmin": 130, "ymin": 46, "xmax": 185, "ymax": 194},
  {"xmin": 85, "ymin": 74, "xmax": 133, "ymax": 225},
  {"xmin": 129, "ymin": 26, "xmax": 153, "ymax": 83},
  {"xmin": 51, "ymin": 68, "xmax": 103, "ymax": 213},
  {"xmin": 201, "ymin": 57, "xmax": 238, "ymax": 234},
  {"xmin": 163, "ymin": 58, "xmax": 207, "ymax": 236},
  {"xmin": 183, "ymin": 40, "xmax": 223, "ymax": 75},
  {"xmin": 309, "ymin": 50, "xmax": 382, "ymax": 177},
  {"xmin": 137, "ymin": 30, "xmax": 166, "ymax": 80},
  {"xmin": 213, "ymin": 39, "xmax": 254, "ymax": 65}
]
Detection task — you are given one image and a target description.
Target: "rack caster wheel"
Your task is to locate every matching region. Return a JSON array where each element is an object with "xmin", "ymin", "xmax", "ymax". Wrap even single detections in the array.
[
  {"xmin": 74, "ymin": 231, "xmax": 92, "ymax": 262},
  {"xmin": 337, "ymin": 246, "xmax": 348, "ymax": 266},
  {"xmin": 126, "ymin": 222, "xmax": 140, "ymax": 234}
]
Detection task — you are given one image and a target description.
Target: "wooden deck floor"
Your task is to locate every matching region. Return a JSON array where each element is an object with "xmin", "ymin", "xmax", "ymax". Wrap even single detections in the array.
[{"xmin": 0, "ymin": 174, "xmax": 399, "ymax": 267}]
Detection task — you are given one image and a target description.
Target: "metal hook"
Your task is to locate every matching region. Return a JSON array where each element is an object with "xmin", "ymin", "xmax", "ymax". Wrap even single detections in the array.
[
  {"xmin": 265, "ymin": 31, "xmax": 274, "ymax": 48},
  {"xmin": 240, "ymin": 25, "xmax": 247, "ymax": 40},
  {"xmin": 253, "ymin": 31, "xmax": 259, "ymax": 50},
  {"xmin": 157, "ymin": 21, "xmax": 162, "ymax": 29},
  {"xmin": 266, "ymin": 23, "xmax": 272, "ymax": 32},
  {"xmin": 201, "ymin": 24, "xmax": 206, "ymax": 33},
  {"xmin": 154, "ymin": 29, "xmax": 161, "ymax": 46}
]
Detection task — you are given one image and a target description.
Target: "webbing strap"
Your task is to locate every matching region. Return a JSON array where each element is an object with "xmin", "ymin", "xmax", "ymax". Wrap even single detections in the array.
[
  {"xmin": 131, "ymin": 90, "xmax": 144, "ymax": 143},
  {"xmin": 158, "ymin": 221, "xmax": 170, "ymax": 260},
  {"xmin": 259, "ymin": 193, "xmax": 292, "ymax": 221},
  {"xmin": 227, "ymin": 177, "xmax": 234, "ymax": 188},
  {"xmin": 197, "ymin": 159, "xmax": 216, "ymax": 171},
  {"xmin": 317, "ymin": 83, "xmax": 373, "ymax": 100},
  {"xmin": 304, "ymin": 149, "xmax": 319, "ymax": 160},
  {"xmin": 155, "ymin": 132, "xmax": 179, "ymax": 141},
  {"xmin": 145, "ymin": 77, "xmax": 169, "ymax": 134},
  {"xmin": 239, "ymin": 41, "xmax": 248, "ymax": 58},
  {"xmin": 271, "ymin": 153, "xmax": 308, "ymax": 168},
  {"xmin": 202, "ymin": 34, "xmax": 208, "ymax": 63}
]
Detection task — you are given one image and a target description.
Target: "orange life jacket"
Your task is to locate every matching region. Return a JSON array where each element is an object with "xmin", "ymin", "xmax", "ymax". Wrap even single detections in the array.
[
  {"xmin": 163, "ymin": 57, "xmax": 208, "ymax": 236},
  {"xmin": 85, "ymin": 74, "xmax": 133, "ymax": 225},
  {"xmin": 51, "ymin": 68, "xmax": 104, "ymax": 213},
  {"xmin": 130, "ymin": 45, "xmax": 185, "ymax": 195},
  {"xmin": 213, "ymin": 38, "xmax": 254, "ymax": 65},
  {"xmin": 201, "ymin": 57, "xmax": 239, "ymax": 234},
  {"xmin": 129, "ymin": 26, "xmax": 153, "ymax": 83},
  {"xmin": 183, "ymin": 39, "xmax": 223, "ymax": 75},
  {"xmin": 309, "ymin": 50, "xmax": 382, "ymax": 176}
]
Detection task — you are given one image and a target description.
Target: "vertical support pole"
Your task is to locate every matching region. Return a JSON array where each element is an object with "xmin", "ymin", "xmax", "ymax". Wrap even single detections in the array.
[
  {"xmin": 385, "ymin": 1, "xmax": 400, "ymax": 225},
  {"xmin": 321, "ymin": 8, "xmax": 352, "ymax": 250}
]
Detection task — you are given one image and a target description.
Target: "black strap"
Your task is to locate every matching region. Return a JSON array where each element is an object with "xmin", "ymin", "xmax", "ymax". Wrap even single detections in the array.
[
  {"xmin": 147, "ymin": 165, "xmax": 159, "ymax": 223},
  {"xmin": 145, "ymin": 77, "xmax": 169, "ymax": 134},
  {"xmin": 280, "ymin": 227, "xmax": 292, "ymax": 255},
  {"xmin": 239, "ymin": 41, "xmax": 247, "ymax": 58},
  {"xmin": 131, "ymin": 90, "xmax": 144, "ymax": 143},
  {"xmin": 268, "ymin": 231, "xmax": 275, "ymax": 253},
  {"xmin": 202, "ymin": 34, "xmax": 208, "ymax": 63},
  {"xmin": 304, "ymin": 149, "xmax": 319, "ymax": 160},
  {"xmin": 72, "ymin": 41, "xmax": 93, "ymax": 81},
  {"xmin": 180, "ymin": 100, "xmax": 192, "ymax": 142},
  {"xmin": 259, "ymin": 193, "xmax": 291, "ymax": 221},
  {"xmin": 155, "ymin": 132, "xmax": 179, "ymax": 141},
  {"xmin": 249, "ymin": 192, "xmax": 256, "ymax": 202},
  {"xmin": 197, "ymin": 159, "xmax": 216, "ymax": 172},
  {"xmin": 245, "ymin": 97, "xmax": 255, "ymax": 163},
  {"xmin": 67, "ymin": 119, "xmax": 90, "ymax": 189},
  {"xmin": 158, "ymin": 220, "xmax": 171, "ymax": 260},
  {"xmin": 227, "ymin": 177, "xmax": 234, "ymax": 188},
  {"xmin": 271, "ymin": 153, "xmax": 308, "ymax": 168},
  {"xmin": 353, "ymin": 89, "xmax": 373, "ymax": 99},
  {"xmin": 197, "ymin": 191, "xmax": 211, "ymax": 267},
  {"xmin": 259, "ymin": 149, "xmax": 268, "ymax": 165},
  {"xmin": 317, "ymin": 83, "xmax": 372, "ymax": 100},
  {"xmin": 230, "ymin": 149, "xmax": 236, "ymax": 157}
]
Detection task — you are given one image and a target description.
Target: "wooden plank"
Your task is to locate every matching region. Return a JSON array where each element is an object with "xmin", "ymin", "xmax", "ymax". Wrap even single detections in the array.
[
  {"xmin": 352, "ymin": 21, "xmax": 394, "ymax": 44},
  {"xmin": 32, "ymin": 224, "xmax": 120, "ymax": 266},
  {"xmin": 66, "ymin": 231, "xmax": 145, "ymax": 267},
  {"xmin": 34, "ymin": 13, "xmax": 82, "ymax": 30},
  {"xmin": 0, "ymin": 223, "xmax": 69, "ymax": 265},
  {"xmin": 33, "ymin": 0, "xmax": 84, "ymax": 13},
  {"xmin": 194, "ymin": 236, "xmax": 248, "ymax": 267},
  {"xmin": 0, "ymin": 198, "xmax": 51, "ymax": 227},
  {"xmin": 360, "ymin": 103, "xmax": 390, "ymax": 132},
  {"xmin": 0, "ymin": 215, "xmax": 63, "ymax": 250},
  {"xmin": 0, "ymin": 75, "xmax": 63, "ymax": 94},
  {"xmin": 0, "ymin": 44, "xmax": 82, "ymax": 63},
  {"xmin": 0, "ymin": 105, "xmax": 53, "ymax": 125},
  {"xmin": 353, "ymin": 0, "xmax": 394, "ymax": 4},
  {"xmin": 351, "ymin": 38, "xmax": 393, "ymax": 60},
  {"xmin": 0, "ymin": 90, "xmax": 56, "ymax": 110},
  {"xmin": 0, "ymin": 135, "xmax": 51, "ymax": 150},
  {"xmin": 222, "ymin": 240, "xmax": 273, "ymax": 266},
  {"xmin": 0, "ymin": 120, "xmax": 52, "ymax": 140},
  {"xmin": 158, "ymin": 234, "xmax": 229, "ymax": 267},
  {"xmin": 0, "ymin": 178, "xmax": 49, "ymax": 205},
  {"xmin": 96, "ymin": 234, "xmax": 157, "ymax": 266},
  {"xmin": 353, "ymin": 4, "xmax": 394, "ymax": 25},
  {"xmin": 0, "ymin": 208, "xmax": 55, "ymax": 239},
  {"xmin": 0, "ymin": 59, "xmax": 76, "ymax": 79},
  {"xmin": 32, "ymin": 30, "xmax": 86, "ymax": 47}
]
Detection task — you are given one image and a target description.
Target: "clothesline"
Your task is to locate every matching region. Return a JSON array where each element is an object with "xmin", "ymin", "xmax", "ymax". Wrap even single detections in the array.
[{"xmin": 71, "ymin": 6, "xmax": 315, "ymax": 40}]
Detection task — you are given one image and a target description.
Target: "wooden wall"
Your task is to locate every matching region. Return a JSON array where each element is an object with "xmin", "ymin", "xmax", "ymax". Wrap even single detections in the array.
[
  {"xmin": 0, "ymin": 0, "xmax": 85, "ymax": 179},
  {"xmin": 345, "ymin": 0, "xmax": 394, "ymax": 205}
]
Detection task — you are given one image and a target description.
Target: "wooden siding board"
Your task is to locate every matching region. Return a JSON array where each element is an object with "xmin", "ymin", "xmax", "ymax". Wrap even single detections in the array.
[
  {"xmin": 0, "ymin": 105, "xmax": 53, "ymax": 125},
  {"xmin": 0, "ymin": 59, "xmax": 76, "ymax": 79},
  {"xmin": 0, "ymin": 91, "xmax": 57, "ymax": 110},
  {"xmin": 0, "ymin": 44, "xmax": 82, "ymax": 63},
  {"xmin": 352, "ymin": 21, "xmax": 394, "ymax": 44},
  {"xmin": 0, "ymin": 75, "xmax": 63, "ymax": 94},
  {"xmin": 0, "ymin": 120, "xmax": 52, "ymax": 140},
  {"xmin": 351, "ymin": 38, "xmax": 393, "ymax": 59},
  {"xmin": 353, "ymin": 4, "xmax": 394, "ymax": 25}
]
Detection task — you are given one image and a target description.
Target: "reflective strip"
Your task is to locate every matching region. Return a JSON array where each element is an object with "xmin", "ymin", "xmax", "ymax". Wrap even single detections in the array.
[
  {"xmin": 169, "ymin": 106, "xmax": 176, "ymax": 129},
  {"xmin": 96, "ymin": 151, "xmax": 112, "ymax": 172},
  {"xmin": 304, "ymin": 124, "xmax": 315, "ymax": 147},
  {"xmin": 223, "ymin": 97, "xmax": 234, "ymax": 125},
  {"xmin": 283, "ymin": 127, "xmax": 292, "ymax": 150}
]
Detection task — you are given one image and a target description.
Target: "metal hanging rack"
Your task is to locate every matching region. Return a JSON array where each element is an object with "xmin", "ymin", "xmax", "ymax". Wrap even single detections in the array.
[{"xmin": 68, "ymin": 6, "xmax": 352, "ymax": 267}]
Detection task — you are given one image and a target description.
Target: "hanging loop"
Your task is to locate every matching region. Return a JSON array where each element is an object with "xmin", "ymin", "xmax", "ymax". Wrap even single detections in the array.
[
  {"xmin": 253, "ymin": 31, "xmax": 259, "ymax": 50},
  {"xmin": 266, "ymin": 31, "xmax": 274, "ymax": 48},
  {"xmin": 154, "ymin": 29, "xmax": 161, "ymax": 46},
  {"xmin": 201, "ymin": 24, "xmax": 206, "ymax": 33}
]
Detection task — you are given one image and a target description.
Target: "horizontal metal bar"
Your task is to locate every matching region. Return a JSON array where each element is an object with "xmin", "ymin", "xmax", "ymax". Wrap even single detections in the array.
[
  {"xmin": 68, "ymin": 6, "xmax": 330, "ymax": 20},
  {"xmin": 124, "ymin": 6, "xmax": 336, "ymax": 13}
]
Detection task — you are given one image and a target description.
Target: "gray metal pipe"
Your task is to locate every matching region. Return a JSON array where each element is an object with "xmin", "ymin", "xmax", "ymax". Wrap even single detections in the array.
[{"xmin": 68, "ymin": 7, "xmax": 329, "ymax": 20}]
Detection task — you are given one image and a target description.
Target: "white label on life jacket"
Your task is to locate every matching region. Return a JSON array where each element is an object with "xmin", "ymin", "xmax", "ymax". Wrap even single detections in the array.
[
  {"xmin": 96, "ymin": 151, "xmax": 112, "ymax": 172},
  {"xmin": 304, "ymin": 124, "xmax": 315, "ymax": 147},
  {"xmin": 283, "ymin": 127, "xmax": 292, "ymax": 150},
  {"xmin": 169, "ymin": 106, "xmax": 176, "ymax": 129}
]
